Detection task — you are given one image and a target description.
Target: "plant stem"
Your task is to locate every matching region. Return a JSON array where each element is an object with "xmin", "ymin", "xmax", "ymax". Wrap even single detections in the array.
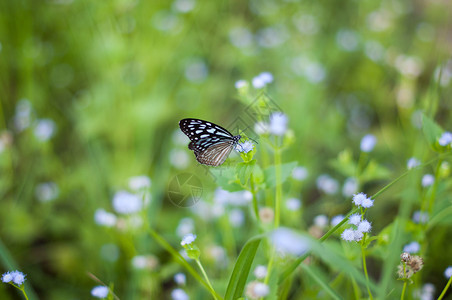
[
  {"xmin": 20, "ymin": 287, "xmax": 29, "ymax": 300},
  {"xmin": 400, "ymin": 281, "xmax": 407, "ymax": 300},
  {"xmin": 437, "ymin": 275, "xmax": 452, "ymax": 300},
  {"xmin": 274, "ymin": 148, "xmax": 282, "ymax": 228},
  {"xmin": 250, "ymin": 173, "xmax": 260, "ymax": 222},
  {"xmin": 195, "ymin": 259, "xmax": 218, "ymax": 300},
  {"xmin": 361, "ymin": 243, "xmax": 373, "ymax": 300}
]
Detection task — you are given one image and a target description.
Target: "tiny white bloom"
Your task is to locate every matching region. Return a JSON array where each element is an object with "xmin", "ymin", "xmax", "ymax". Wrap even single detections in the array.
[
  {"xmin": 421, "ymin": 174, "xmax": 434, "ymax": 187},
  {"xmin": 129, "ymin": 175, "xmax": 151, "ymax": 191},
  {"xmin": 181, "ymin": 233, "xmax": 197, "ymax": 246},
  {"xmin": 176, "ymin": 218, "xmax": 195, "ymax": 237},
  {"xmin": 258, "ymin": 72, "xmax": 274, "ymax": 84},
  {"xmin": 1, "ymin": 272, "xmax": 13, "ymax": 283},
  {"xmin": 357, "ymin": 220, "xmax": 372, "ymax": 233},
  {"xmin": 412, "ymin": 210, "xmax": 429, "ymax": 224},
  {"xmin": 254, "ymin": 121, "xmax": 269, "ymax": 135},
  {"xmin": 35, "ymin": 182, "xmax": 59, "ymax": 202},
  {"xmin": 352, "ymin": 193, "xmax": 367, "ymax": 206},
  {"xmin": 342, "ymin": 177, "xmax": 358, "ymax": 197},
  {"xmin": 438, "ymin": 132, "xmax": 452, "ymax": 146},
  {"xmin": 94, "ymin": 209, "xmax": 117, "ymax": 227},
  {"xmin": 269, "ymin": 112, "xmax": 288, "ymax": 136},
  {"xmin": 235, "ymin": 79, "xmax": 248, "ymax": 89},
  {"xmin": 254, "ymin": 282, "xmax": 270, "ymax": 297},
  {"xmin": 286, "ymin": 197, "xmax": 301, "ymax": 211},
  {"xmin": 270, "ymin": 227, "xmax": 310, "ymax": 256},
  {"xmin": 316, "ymin": 174, "xmax": 339, "ymax": 195},
  {"xmin": 112, "ymin": 191, "xmax": 143, "ymax": 214},
  {"xmin": 235, "ymin": 140, "xmax": 254, "ymax": 153},
  {"xmin": 353, "ymin": 230, "xmax": 364, "ymax": 241},
  {"xmin": 9, "ymin": 271, "xmax": 26, "ymax": 285},
  {"xmin": 91, "ymin": 286, "xmax": 109, "ymax": 298},
  {"xmin": 403, "ymin": 241, "xmax": 420, "ymax": 253},
  {"xmin": 360, "ymin": 134, "xmax": 377, "ymax": 152},
  {"xmin": 361, "ymin": 197, "xmax": 374, "ymax": 208},
  {"xmin": 34, "ymin": 119, "xmax": 56, "ymax": 142},
  {"xmin": 313, "ymin": 214, "xmax": 329, "ymax": 228},
  {"xmin": 292, "ymin": 166, "xmax": 308, "ymax": 181},
  {"xmin": 407, "ymin": 157, "xmax": 421, "ymax": 169},
  {"xmin": 349, "ymin": 213, "xmax": 362, "ymax": 226},
  {"xmin": 341, "ymin": 228, "xmax": 355, "ymax": 241},
  {"xmin": 252, "ymin": 76, "xmax": 266, "ymax": 89},
  {"xmin": 253, "ymin": 265, "xmax": 267, "ymax": 279},
  {"xmin": 444, "ymin": 266, "xmax": 452, "ymax": 279},
  {"xmin": 174, "ymin": 273, "xmax": 186, "ymax": 285},
  {"xmin": 331, "ymin": 215, "xmax": 344, "ymax": 227},
  {"xmin": 229, "ymin": 209, "xmax": 245, "ymax": 227},
  {"xmin": 171, "ymin": 288, "xmax": 189, "ymax": 300}
]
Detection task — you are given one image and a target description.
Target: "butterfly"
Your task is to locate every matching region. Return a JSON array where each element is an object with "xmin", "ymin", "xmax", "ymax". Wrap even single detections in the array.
[{"xmin": 179, "ymin": 118, "xmax": 242, "ymax": 166}]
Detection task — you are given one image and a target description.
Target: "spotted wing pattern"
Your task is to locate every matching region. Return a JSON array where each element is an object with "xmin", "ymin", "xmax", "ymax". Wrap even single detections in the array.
[{"xmin": 179, "ymin": 118, "xmax": 241, "ymax": 166}]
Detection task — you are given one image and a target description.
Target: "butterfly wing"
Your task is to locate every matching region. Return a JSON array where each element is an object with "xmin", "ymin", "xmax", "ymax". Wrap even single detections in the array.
[{"xmin": 179, "ymin": 118, "xmax": 239, "ymax": 166}]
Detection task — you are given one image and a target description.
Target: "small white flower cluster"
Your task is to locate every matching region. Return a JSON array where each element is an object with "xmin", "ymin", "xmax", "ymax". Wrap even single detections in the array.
[
  {"xmin": 1, "ymin": 270, "xmax": 26, "ymax": 286},
  {"xmin": 421, "ymin": 174, "xmax": 434, "ymax": 187},
  {"xmin": 407, "ymin": 157, "xmax": 421, "ymax": 169},
  {"xmin": 252, "ymin": 72, "xmax": 274, "ymax": 89},
  {"xmin": 438, "ymin": 131, "xmax": 452, "ymax": 147},
  {"xmin": 181, "ymin": 233, "xmax": 197, "ymax": 247},
  {"xmin": 94, "ymin": 175, "xmax": 151, "ymax": 229},
  {"xmin": 253, "ymin": 112, "xmax": 289, "ymax": 136},
  {"xmin": 171, "ymin": 273, "xmax": 189, "ymax": 300},
  {"xmin": 360, "ymin": 134, "xmax": 377, "ymax": 152},
  {"xmin": 91, "ymin": 286, "xmax": 109, "ymax": 298},
  {"xmin": 403, "ymin": 241, "xmax": 420, "ymax": 254},
  {"xmin": 235, "ymin": 140, "xmax": 254, "ymax": 153},
  {"xmin": 245, "ymin": 265, "xmax": 270, "ymax": 299},
  {"xmin": 444, "ymin": 266, "xmax": 452, "ymax": 279},
  {"xmin": 341, "ymin": 193, "xmax": 373, "ymax": 242},
  {"xmin": 316, "ymin": 174, "xmax": 339, "ymax": 195}
]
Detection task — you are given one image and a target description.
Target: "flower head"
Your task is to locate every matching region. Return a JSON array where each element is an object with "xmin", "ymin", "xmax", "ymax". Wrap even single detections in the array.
[
  {"xmin": 331, "ymin": 214, "xmax": 345, "ymax": 227},
  {"xmin": 360, "ymin": 134, "xmax": 377, "ymax": 152},
  {"xmin": 292, "ymin": 166, "xmax": 308, "ymax": 181},
  {"xmin": 91, "ymin": 286, "xmax": 109, "ymax": 298},
  {"xmin": 1, "ymin": 272, "xmax": 13, "ymax": 283},
  {"xmin": 112, "ymin": 191, "xmax": 143, "ymax": 214},
  {"xmin": 357, "ymin": 220, "xmax": 372, "ymax": 233},
  {"xmin": 341, "ymin": 228, "xmax": 355, "ymax": 241},
  {"xmin": 270, "ymin": 227, "xmax": 310, "ymax": 256},
  {"xmin": 286, "ymin": 198, "xmax": 301, "ymax": 211},
  {"xmin": 439, "ymin": 132, "xmax": 452, "ymax": 146},
  {"xmin": 235, "ymin": 79, "xmax": 248, "ymax": 89},
  {"xmin": 246, "ymin": 281, "xmax": 270, "ymax": 299},
  {"xmin": 361, "ymin": 197, "xmax": 374, "ymax": 208},
  {"xmin": 444, "ymin": 266, "xmax": 452, "ymax": 279},
  {"xmin": 342, "ymin": 177, "xmax": 358, "ymax": 197},
  {"xmin": 253, "ymin": 265, "xmax": 267, "ymax": 279},
  {"xmin": 181, "ymin": 233, "xmax": 197, "ymax": 246},
  {"xmin": 421, "ymin": 174, "xmax": 434, "ymax": 187},
  {"xmin": 174, "ymin": 273, "xmax": 186, "ymax": 285},
  {"xmin": 269, "ymin": 112, "xmax": 288, "ymax": 136},
  {"xmin": 348, "ymin": 213, "xmax": 362, "ymax": 226},
  {"xmin": 403, "ymin": 241, "xmax": 420, "ymax": 254},
  {"xmin": 316, "ymin": 174, "xmax": 339, "ymax": 195},
  {"xmin": 171, "ymin": 288, "xmax": 189, "ymax": 300},
  {"xmin": 129, "ymin": 175, "xmax": 151, "ymax": 191},
  {"xmin": 94, "ymin": 209, "xmax": 117, "ymax": 227},
  {"xmin": 235, "ymin": 140, "xmax": 254, "ymax": 153},
  {"xmin": 407, "ymin": 157, "xmax": 421, "ymax": 169},
  {"xmin": 5, "ymin": 271, "xmax": 26, "ymax": 286},
  {"xmin": 352, "ymin": 192, "xmax": 367, "ymax": 206}
]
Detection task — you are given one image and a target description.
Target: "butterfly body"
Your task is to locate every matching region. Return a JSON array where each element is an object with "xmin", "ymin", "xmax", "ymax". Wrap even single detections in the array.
[{"xmin": 179, "ymin": 118, "xmax": 241, "ymax": 166}]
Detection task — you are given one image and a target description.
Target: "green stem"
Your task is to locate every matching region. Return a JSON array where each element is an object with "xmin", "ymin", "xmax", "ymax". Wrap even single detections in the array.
[
  {"xmin": 195, "ymin": 259, "xmax": 218, "ymax": 300},
  {"xmin": 361, "ymin": 243, "xmax": 373, "ymax": 300},
  {"xmin": 427, "ymin": 158, "xmax": 443, "ymax": 215},
  {"xmin": 250, "ymin": 173, "xmax": 260, "ymax": 222},
  {"xmin": 401, "ymin": 280, "xmax": 407, "ymax": 300},
  {"xmin": 274, "ymin": 148, "xmax": 282, "ymax": 228},
  {"xmin": 20, "ymin": 286, "xmax": 29, "ymax": 300},
  {"xmin": 437, "ymin": 275, "xmax": 452, "ymax": 300},
  {"xmin": 148, "ymin": 228, "xmax": 223, "ymax": 300}
]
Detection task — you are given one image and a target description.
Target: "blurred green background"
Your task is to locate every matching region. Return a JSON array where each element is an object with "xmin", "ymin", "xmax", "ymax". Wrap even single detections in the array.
[{"xmin": 1, "ymin": 0, "xmax": 451, "ymax": 299}]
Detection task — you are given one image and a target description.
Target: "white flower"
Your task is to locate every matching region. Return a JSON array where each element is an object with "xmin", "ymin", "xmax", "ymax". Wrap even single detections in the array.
[
  {"xmin": 286, "ymin": 198, "xmax": 301, "ymax": 211},
  {"xmin": 270, "ymin": 227, "xmax": 310, "ymax": 256},
  {"xmin": 91, "ymin": 286, "xmax": 109, "ymax": 298},
  {"xmin": 235, "ymin": 140, "xmax": 254, "ymax": 153},
  {"xmin": 421, "ymin": 174, "xmax": 434, "ymax": 187},
  {"xmin": 254, "ymin": 121, "xmax": 269, "ymax": 135},
  {"xmin": 361, "ymin": 197, "xmax": 374, "ymax": 208},
  {"xmin": 129, "ymin": 175, "xmax": 151, "ymax": 191},
  {"xmin": 403, "ymin": 241, "xmax": 420, "ymax": 253},
  {"xmin": 35, "ymin": 182, "xmax": 59, "ymax": 202},
  {"xmin": 412, "ymin": 210, "xmax": 429, "ymax": 224},
  {"xmin": 354, "ymin": 230, "xmax": 364, "ymax": 241},
  {"xmin": 252, "ymin": 76, "xmax": 266, "ymax": 89},
  {"xmin": 352, "ymin": 192, "xmax": 367, "ymax": 206},
  {"xmin": 181, "ymin": 233, "xmax": 197, "ymax": 246},
  {"xmin": 235, "ymin": 79, "xmax": 248, "ymax": 89},
  {"xmin": 342, "ymin": 177, "xmax": 358, "ymax": 197},
  {"xmin": 258, "ymin": 72, "xmax": 274, "ymax": 84},
  {"xmin": 229, "ymin": 209, "xmax": 245, "ymax": 227},
  {"xmin": 360, "ymin": 134, "xmax": 377, "ymax": 152},
  {"xmin": 269, "ymin": 112, "xmax": 288, "ymax": 136},
  {"xmin": 176, "ymin": 218, "xmax": 195, "ymax": 237},
  {"xmin": 313, "ymin": 214, "xmax": 329, "ymax": 228},
  {"xmin": 172, "ymin": 0, "xmax": 195, "ymax": 13},
  {"xmin": 331, "ymin": 215, "xmax": 345, "ymax": 227},
  {"xmin": 316, "ymin": 174, "xmax": 339, "ymax": 195},
  {"xmin": 112, "ymin": 191, "xmax": 143, "ymax": 214},
  {"xmin": 34, "ymin": 119, "xmax": 56, "ymax": 141},
  {"xmin": 171, "ymin": 288, "xmax": 189, "ymax": 300},
  {"xmin": 439, "ymin": 132, "xmax": 452, "ymax": 146},
  {"xmin": 341, "ymin": 228, "xmax": 355, "ymax": 241},
  {"xmin": 349, "ymin": 213, "xmax": 362, "ymax": 226},
  {"xmin": 292, "ymin": 166, "xmax": 308, "ymax": 181},
  {"xmin": 444, "ymin": 266, "xmax": 452, "ymax": 279},
  {"xmin": 253, "ymin": 282, "xmax": 270, "ymax": 297},
  {"xmin": 407, "ymin": 157, "xmax": 421, "ymax": 169},
  {"xmin": 253, "ymin": 265, "xmax": 267, "ymax": 279},
  {"xmin": 1, "ymin": 272, "xmax": 13, "ymax": 283},
  {"xmin": 357, "ymin": 220, "xmax": 372, "ymax": 233},
  {"xmin": 94, "ymin": 209, "xmax": 117, "ymax": 227},
  {"xmin": 174, "ymin": 273, "xmax": 186, "ymax": 285}
]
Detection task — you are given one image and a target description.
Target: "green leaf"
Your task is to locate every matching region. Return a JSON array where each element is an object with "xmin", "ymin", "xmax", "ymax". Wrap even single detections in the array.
[
  {"xmin": 422, "ymin": 114, "xmax": 444, "ymax": 152},
  {"xmin": 211, "ymin": 167, "xmax": 243, "ymax": 192},
  {"xmin": 301, "ymin": 265, "xmax": 342, "ymax": 300},
  {"xmin": 224, "ymin": 235, "xmax": 263, "ymax": 300},
  {"xmin": 236, "ymin": 160, "xmax": 256, "ymax": 185},
  {"xmin": 264, "ymin": 161, "xmax": 298, "ymax": 188}
]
